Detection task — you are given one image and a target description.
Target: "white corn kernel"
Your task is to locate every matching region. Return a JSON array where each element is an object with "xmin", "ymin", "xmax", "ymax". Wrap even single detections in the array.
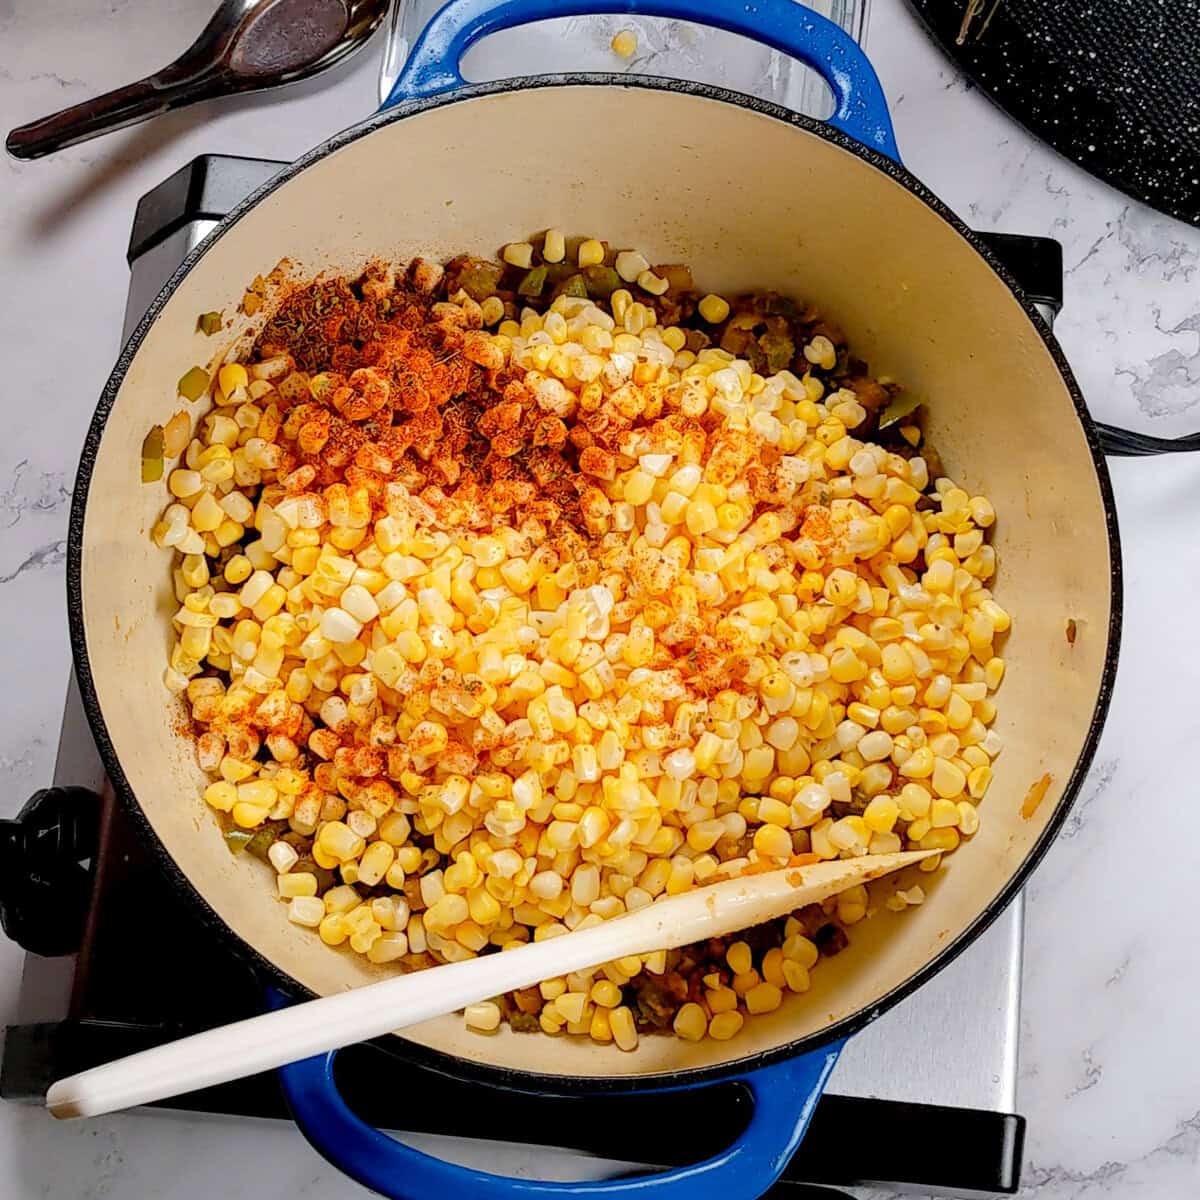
[
  {"xmin": 615, "ymin": 250, "xmax": 649, "ymax": 282},
  {"xmin": 502, "ymin": 242, "xmax": 533, "ymax": 268}
]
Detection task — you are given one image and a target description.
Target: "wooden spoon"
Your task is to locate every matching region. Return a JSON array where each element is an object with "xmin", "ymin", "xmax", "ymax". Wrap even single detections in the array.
[{"xmin": 46, "ymin": 850, "xmax": 931, "ymax": 1119}]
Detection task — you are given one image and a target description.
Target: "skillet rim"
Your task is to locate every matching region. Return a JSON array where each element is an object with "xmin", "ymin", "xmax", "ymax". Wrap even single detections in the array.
[{"xmin": 66, "ymin": 73, "xmax": 1122, "ymax": 1096}]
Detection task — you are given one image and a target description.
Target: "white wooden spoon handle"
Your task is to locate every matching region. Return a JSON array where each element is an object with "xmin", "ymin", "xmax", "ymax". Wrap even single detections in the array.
[{"xmin": 46, "ymin": 851, "xmax": 929, "ymax": 1119}]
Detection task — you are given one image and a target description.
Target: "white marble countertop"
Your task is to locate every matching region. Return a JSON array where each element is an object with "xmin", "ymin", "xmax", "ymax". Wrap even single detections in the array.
[{"xmin": 2, "ymin": 1, "xmax": 1199, "ymax": 1197}]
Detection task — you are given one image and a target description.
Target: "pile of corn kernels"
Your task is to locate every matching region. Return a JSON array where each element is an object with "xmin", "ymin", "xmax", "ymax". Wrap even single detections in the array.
[{"xmin": 151, "ymin": 232, "xmax": 1007, "ymax": 1049}]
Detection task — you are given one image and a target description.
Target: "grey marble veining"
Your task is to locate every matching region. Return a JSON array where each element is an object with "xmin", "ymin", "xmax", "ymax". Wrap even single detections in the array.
[{"xmin": 2, "ymin": 1, "xmax": 1199, "ymax": 1197}]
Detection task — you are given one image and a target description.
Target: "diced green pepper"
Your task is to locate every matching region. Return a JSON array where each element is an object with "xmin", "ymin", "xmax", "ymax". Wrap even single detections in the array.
[
  {"xmin": 764, "ymin": 294, "xmax": 801, "ymax": 318},
  {"xmin": 245, "ymin": 826, "xmax": 279, "ymax": 861},
  {"xmin": 177, "ymin": 366, "xmax": 210, "ymax": 401},
  {"xmin": 224, "ymin": 829, "xmax": 254, "ymax": 854},
  {"xmin": 554, "ymin": 273, "xmax": 589, "ymax": 300},
  {"xmin": 655, "ymin": 264, "xmax": 693, "ymax": 293},
  {"xmin": 458, "ymin": 260, "xmax": 505, "ymax": 300},
  {"xmin": 719, "ymin": 326, "xmax": 753, "ymax": 357},
  {"xmin": 744, "ymin": 341, "xmax": 768, "ymax": 375},
  {"xmin": 759, "ymin": 319, "xmax": 795, "ymax": 373},
  {"xmin": 197, "ymin": 311, "xmax": 223, "ymax": 336},
  {"xmin": 240, "ymin": 276, "xmax": 266, "ymax": 316},
  {"xmin": 517, "ymin": 266, "xmax": 548, "ymax": 298},
  {"xmin": 878, "ymin": 391, "xmax": 924, "ymax": 429},
  {"xmin": 583, "ymin": 265, "xmax": 621, "ymax": 299},
  {"xmin": 140, "ymin": 425, "xmax": 164, "ymax": 483}
]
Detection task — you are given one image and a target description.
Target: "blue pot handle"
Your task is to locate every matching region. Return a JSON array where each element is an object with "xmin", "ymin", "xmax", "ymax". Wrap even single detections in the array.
[
  {"xmin": 274, "ymin": 1002, "xmax": 845, "ymax": 1199},
  {"xmin": 381, "ymin": 0, "xmax": 899, "ymax": 162}
]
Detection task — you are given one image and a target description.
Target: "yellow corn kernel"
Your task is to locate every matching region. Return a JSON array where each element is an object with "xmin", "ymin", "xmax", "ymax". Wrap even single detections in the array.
[
  {"xmin": 686, "ymin": 501, "xmax": 718, "ymax": 536},
  {"xmin": 222, "ymin": 554, "xmax": 252, "ymax": 586},
  {"xmin": 693, "ymin": 733, "xmax": 722, "ymax": 773},
  {"xmin": 862, "ymin": 795, "xmax": 899, "ymax": 834},
  {"xmin": 220, "ymin": 757, "xmax": 256, "ymax": 785},
  {"xmin": 956, "ymin": 800, "xmax": 981, "ymax": 835},
  {"xmin": 782, "ymin": 933, "xmax": 819, "ymax": 970},
  {"xmin": 782, "ymin": 961, "xmax": 811, "ymax": 993},
  {"xmin": 907, "ymin": 818, "xmax": 932, "ymax": 842},
  {"xmin": 930, "ymin": 797, "xmax": 959, "ymax": 828},
  {"xmin": 312, "ymin": 843, "xmax": 339, "ymax": 870},
  {"xmin": 726, "ymin": 941, "xmax": 753, "ymax": 976},
  {"xmin": 753, "ymin": 823, "xmax": 793, "ymax": 859},
  {"xmin": 542, "ymin": 228, "xmax": 566, "ymax": 263},
  {"xmin": 609, "ymin": 1005, "xmax": 638, "ymax": 1051},
  {"xmin": 708, "ymin": 1011, "xmax": 744, "ymax": 1041},
  {"xmin": 702, "ymin": 988, "xmax": 736, "ymax": 1018},
  {"xmin": 919, "ymin": 827, "xmax": 961, "ymax": 853},
  {"xmin": 968, "ymin": 765, "xmax": 993, "ymax": 798},
  {"xmin": 671, "ymin": 1002, "xmax": 707, "ymax": 1042},
  {"xmin": 590, "ymin": 979, "xmax": 622, "ymax": 1009},
  {"xmin": 318, "ymin": 821, "xmax": 366, "ymax": 862},
  {"xmin": 464, "ymin": 1001, "xmax": 502, "ymax": 1032},
  {"xmin": 502, "ymin": 242, "xmax": 533, "ymax": 268},
  {"xmin": 217, "ymin": 363, "xmax": 248, "ymax": 396},
  {"xmin": 698, "ymin": 294, "xmax": 730, "ymax": 324},
  {"xmin": 899, "ymin": 746, "xmax": 934, "ymax": 779},
  {"xmin": 318, "ymin": 914, "xmax": 348, "ymax": 946},
  {"xmin": 589, "ymin": 1006, "xmax": 613, "ymax": 1044},
  {"xmin": 190, "ymin": 491, "xmax": 224, "ymax": 533},
  {"xmin": 759, "ymin": 948, "xmax": 786, "ymax": 988},
  {"xmin": 931, "ymin": 758, "xmax": 967, "ymax": 799},
  {"xmin": 745, "ymin": 982, "xmax": 784, "ymax": 1014},
  {"xmin": 610, "ymin": 28, "xmax": 638, "ymax": 57},
  {"xmin": 357, "ymin": 840, "xmax": 395, "ymax": 887},
  {"xmin": 278, "ymin": 872, "xmax": 318, "ymax": 899},
  {"xmin": 576, "ymin": 238, "xmax": 604, "ymax": 268},
  {"xmin": 204, "ymin": 781, "xmax": 237, "ymax": 812}
]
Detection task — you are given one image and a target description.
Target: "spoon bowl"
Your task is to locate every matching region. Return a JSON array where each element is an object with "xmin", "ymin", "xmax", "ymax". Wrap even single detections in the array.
[{"xmin": 6, "ymin": 0, "xmax": 390, "ymax": 160}]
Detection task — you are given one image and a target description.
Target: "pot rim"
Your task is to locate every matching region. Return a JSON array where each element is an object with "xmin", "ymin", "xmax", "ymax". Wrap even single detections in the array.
[{"xmin": 67, "ymin": 73, "xmax": 1122, "ymax": 1096}]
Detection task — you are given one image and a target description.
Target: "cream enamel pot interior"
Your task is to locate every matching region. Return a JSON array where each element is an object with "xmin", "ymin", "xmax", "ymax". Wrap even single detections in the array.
[{"xmin": 67, "ymin": 1, "xmax": 1122, "ymax": 1196}]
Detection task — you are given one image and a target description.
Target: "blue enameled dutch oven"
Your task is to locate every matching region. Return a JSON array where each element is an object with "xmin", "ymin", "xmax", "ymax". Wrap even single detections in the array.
[{"xmin": 72, "ymin": 0, "xmax": 1196, "ymax": 1194}]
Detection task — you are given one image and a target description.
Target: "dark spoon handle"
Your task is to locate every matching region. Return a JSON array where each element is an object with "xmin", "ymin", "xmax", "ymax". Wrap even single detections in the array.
[{"xmin": 6, "ymin": 74, "xmax": 203, "ymax": 160}]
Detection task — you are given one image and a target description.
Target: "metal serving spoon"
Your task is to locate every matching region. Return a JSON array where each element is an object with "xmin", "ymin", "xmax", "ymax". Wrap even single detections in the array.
[
  {"xmin": 45, "ymin": 850, "xmax": 932, "ymax": 1119},
  {"xmin": 6, "ymin": 0, "xmax": 390, "ymax": 161}
]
